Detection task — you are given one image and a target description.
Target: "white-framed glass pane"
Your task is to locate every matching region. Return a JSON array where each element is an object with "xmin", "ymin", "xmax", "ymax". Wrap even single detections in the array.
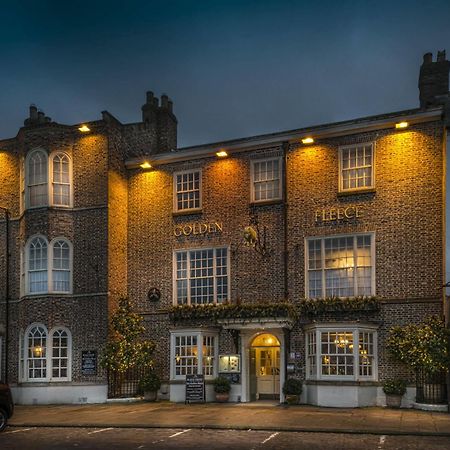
[
  {"xmin": 253, "ymin": 159, "xmax": 281, "ymax": 201},
  {"xmin": 359, "ymin": 331, "xmax": 374, "ymax": 377},
  {"xmin": 307, "ymin": 235, "xmax": 373, "ymax": 298},
  {"xmin": 28, "ymin": 151, "xmax": 48, "ymax": 207},
  {"xmin": 174, "ymin": 335, "xmax": 198, "ymax": 376},
  {"xmin": 175, "ymin": 171, "xmax": 201, "ymax": 211},
  {"xmin": 29, "ymin": 237, "xmax": 48, "ymax": 293},
  {"xmin": 175, "ymin": 248, "xmax": 228, "ymax": 305},
  {"xmin": 51, "ymin": 329, "xmax": 69, "ymax": 379},
  {"xmin": 52, "ymin": 240, "xmax": 70, "ymax": 292},
  {"xmin": 202, "ymin": 335, "xmax": 215, "ymax": 376},
  {"xmin": 52, "ymin": 153, "xmax": 71, "ymax": 206},
  {"xmin": 340, "ymin": 144, "xmax": 373, "ymax": 191},
  {"xmin": 27, "ymin": 326, "xmax": 47, "ymax": 379},
  {"xmin": 320, "ymin": 331, "xmax": 354, "ymax": 377}
]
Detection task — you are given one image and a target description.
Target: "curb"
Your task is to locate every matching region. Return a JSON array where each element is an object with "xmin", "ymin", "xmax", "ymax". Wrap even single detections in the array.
[{"xmin": 9, "ymin": 422, "xmax": 450, "ymax": 437}]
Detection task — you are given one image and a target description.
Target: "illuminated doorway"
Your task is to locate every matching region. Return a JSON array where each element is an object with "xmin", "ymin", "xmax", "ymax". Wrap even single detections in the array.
[{"xmin": 250, "ymin": 333, "xmax": 280, "ymax": 400}]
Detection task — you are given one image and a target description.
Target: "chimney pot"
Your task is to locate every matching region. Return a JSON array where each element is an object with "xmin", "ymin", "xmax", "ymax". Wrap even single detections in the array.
[
  {"xmin": 146, "ymin": 91, "xmax": 154, "ymax": 103},
  {"xmin": 423, "ymin": 52, "xmax": 433, "ymax": 64},
  {"xmin": 161, "ymin": 94, "xmax": 169, "ymax": 109}
]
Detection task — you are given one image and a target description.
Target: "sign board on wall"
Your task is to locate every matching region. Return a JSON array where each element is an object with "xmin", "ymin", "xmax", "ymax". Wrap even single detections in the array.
[{"xmin": 81, "ymin": 350, "xmax": 97, "ymax": 376}]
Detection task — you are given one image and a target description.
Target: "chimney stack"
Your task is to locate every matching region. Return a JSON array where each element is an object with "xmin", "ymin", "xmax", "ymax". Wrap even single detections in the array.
[
  {"xmin": 24, "ymin": 104, "xmax": 52, "ymax": 126},
  {"xmin": 418, "ymin": 50, "xmax": 450, "ymax": 108}
]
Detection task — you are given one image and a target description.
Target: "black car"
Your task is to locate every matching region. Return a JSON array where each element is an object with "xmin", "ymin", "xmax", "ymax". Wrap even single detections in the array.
[{"xmin": 0, "ymin": 382, "xmax": 14, "ymax": 431}]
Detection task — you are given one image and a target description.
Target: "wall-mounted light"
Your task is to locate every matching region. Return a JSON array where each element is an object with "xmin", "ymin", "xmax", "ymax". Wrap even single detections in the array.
[
  {"xmin": 78, "ymin": 125, "xmax": 90, "ymax": 132},
  {"xmin": 395, "ymin": 121, "xmax": 409, "ymax": 129},
  {"xmin": 216, "ymin": 150, "xmax": 228, "ymax": 158},
  {"xmin": 302, "ymin": 137, "xmax": 314, "ymax": 144},
  {"xmin": 140, "ymin": 161, "xmax": 152, "ymax": 169}
]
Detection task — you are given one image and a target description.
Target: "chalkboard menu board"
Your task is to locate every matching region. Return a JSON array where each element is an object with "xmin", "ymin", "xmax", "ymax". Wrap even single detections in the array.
[
  {"xmin": 81, "ymin": 350, "xmax": 97, "ymax": 376},
  {"xmin": 185, "ymin": 374, "xmax": 205, "ymax": 403}
]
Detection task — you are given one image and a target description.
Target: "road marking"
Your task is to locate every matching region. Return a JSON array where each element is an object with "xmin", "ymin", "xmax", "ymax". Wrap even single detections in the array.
[
  {"xmin": 378, "ymin": 435, "xmax": 386, "ymax": 448},
  {"xmin": 169, "ymin": 429, "xmax": 191, "ymax": 438},
  {"xmin": 261, "ymin": 432, "xmax": 279, "ymax": 444},
  {"xmin": 3, "ymin": 427, "xmax": 33, "ymax": 434},
  {"xmin": 87, "ymin": 427, "xmax": 113, "ymax": 435}
]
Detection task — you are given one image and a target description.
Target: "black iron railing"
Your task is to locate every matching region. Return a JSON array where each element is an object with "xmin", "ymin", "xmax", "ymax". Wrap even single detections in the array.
[
  {"xmin": 107, "ymin": 366, "xmax": 150, "ymax": 399},
  {"xmin": 415, "ymin": 369, "xmax": 447, "ymax": 404}
]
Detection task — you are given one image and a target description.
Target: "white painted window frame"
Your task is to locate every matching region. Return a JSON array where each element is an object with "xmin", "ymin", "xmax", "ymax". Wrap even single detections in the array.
[
  {"xmin": 170, "ymin": 329, "xmax": 219, "ymax": 381},
  {"xmin": 172, "ymin": 246, "xmax": 230, "ymax": 305},
  {"xmin": 21, "ymin": 324, "xmax": 72, "ymax": 382},
  {"xmin": 338, "ymin": 142, "xmax": 375, "ymax": 193},
  {"xmin": 305, "ymin": 324, "xmax": 378, "ymax": 381},
  {"xmin": 25, "ymin": 148, "xmax": 73, "ymax": 210},
  {"xmin": 173, "ymin": 168, "xmax": 202, "ymax": 213},
  {"xmin": 24, "ymin": 235, "xmax": 73, "ymax": 295},
  {"xmin": 304, "ymin": 232, "xmax": 376, "ymax": 299},
  {"xmin": 250, "ymin": 157, "xmax": 282, "ymax": 203},
  {"xmin": 49, "ymin": 152, "xmax": 73, "ymax": 207}
]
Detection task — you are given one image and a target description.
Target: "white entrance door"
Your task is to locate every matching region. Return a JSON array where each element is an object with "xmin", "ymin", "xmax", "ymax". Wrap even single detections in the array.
[{"xmin": 256, "ymin": 347, "xmax": 280, "ymax": 396}]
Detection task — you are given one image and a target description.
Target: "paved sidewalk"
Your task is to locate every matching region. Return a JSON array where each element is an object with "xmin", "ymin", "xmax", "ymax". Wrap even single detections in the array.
[{"xmin": 9, "ymin": 401, "xmax": 450, "ymax": 436}]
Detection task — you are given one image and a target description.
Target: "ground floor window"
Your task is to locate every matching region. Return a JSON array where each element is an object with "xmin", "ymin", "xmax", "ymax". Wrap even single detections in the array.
[
  {"xmin": 170, "ymin": 330, "xmax": 218, "ymax": 379},
  {"xmin": 305, "ymin": 325, "xmax": 377, "ymax": 381},
  {"xmin": 20, "ymin": 324, "xmax": 72, "ymax": 382}
]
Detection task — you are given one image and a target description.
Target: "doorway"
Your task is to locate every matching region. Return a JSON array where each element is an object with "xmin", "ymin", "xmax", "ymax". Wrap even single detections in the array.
[{"xmin": 250, "ymin": 333, "xmax": 280, "ymax": 400}]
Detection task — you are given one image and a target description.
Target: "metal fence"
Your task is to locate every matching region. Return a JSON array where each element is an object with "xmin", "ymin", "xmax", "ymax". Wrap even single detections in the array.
[
  {"xmin": 415, "ymin": 369, "xmax": 447, "ymax": 404},
  {"xmin": 107, "ymin": 366, "xmax": 150, "ymax": 399}
]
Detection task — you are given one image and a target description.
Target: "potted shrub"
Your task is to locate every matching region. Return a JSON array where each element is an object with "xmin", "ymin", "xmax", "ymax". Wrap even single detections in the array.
[
  {"xmin": 383, "ymin": 379, "xmax": 407, "ymax": 408},
  {"xmin": 213, "ymin": 376, "xmax": 231, "ymax": 402},
  {"xmin": 138, "ymin": 372, "xmax": 161, "ymax": 401},
  {"xmin": 282, "ymin": 378, "xmax": 302, "ymax": 405},
  {"xmin": 386, "ymin": 316, "xmax": 450, "ymax": 404}
]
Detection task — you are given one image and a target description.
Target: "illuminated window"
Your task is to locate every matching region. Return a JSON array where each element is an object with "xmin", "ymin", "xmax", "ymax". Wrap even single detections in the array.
[
  {"xmin": 251, "ymin": 158, "xmax": 282, "ymax": 202},
  {"xmin": 306, "ymin": 325, "xmax": 377, "ymax": 380},
  {"xmin": 171, "ymin": 331, "xmax": 217, "ymax": 380},
  {"xmin": 174, "ymin": 248, "xmax": 229, "ymax": 305},
  {"xmin": 25, "ymin": 236, "xmax": 72, "ymax": 295},
  {"xmin": 22, "ymin": 325, "xmax": 72, "ymax": 382},
  {"xmin": 306, "ymin": 234, "xmax": 374, "ymax": 298},
  {"xmin": 339, "ymin": 143, "xmax": 374, "ymax": 192},
  {"xmin": 173, "ymin": 169, "xmax": 202, "ymax": 212}
]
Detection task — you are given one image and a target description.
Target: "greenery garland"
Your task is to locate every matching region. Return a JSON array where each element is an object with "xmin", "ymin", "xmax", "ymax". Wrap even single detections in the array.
[{"xmin": 168, "ymin": 297, "xmax": 379, "ymax": 322}]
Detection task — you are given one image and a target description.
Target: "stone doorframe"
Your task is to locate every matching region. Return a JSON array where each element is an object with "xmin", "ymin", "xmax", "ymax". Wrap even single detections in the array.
[{"xmin": 218, "ymin": 318, "xmax": 294, "ymax": 403}]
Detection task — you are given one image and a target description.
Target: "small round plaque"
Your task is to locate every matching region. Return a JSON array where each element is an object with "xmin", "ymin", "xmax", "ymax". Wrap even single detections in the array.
[{"xmin": 148, "ymin": 287, "xmax": 161, "ymax": 302}]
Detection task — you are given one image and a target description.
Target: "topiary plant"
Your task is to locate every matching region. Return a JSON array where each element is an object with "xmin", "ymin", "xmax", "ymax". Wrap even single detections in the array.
[
  {"xmin": 282, "ymin": 378, "xmax": 303, "ymax": 396},
  {"xmin": 213, "ymin": 376, "xmax": 231, "ymax": 394},
  {"xmin": 382, "ymin": 379, "xmax": 407, "ymax": 396}
]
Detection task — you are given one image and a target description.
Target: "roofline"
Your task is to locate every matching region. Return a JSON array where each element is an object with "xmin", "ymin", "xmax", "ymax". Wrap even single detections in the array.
[{"xmin": 125, "ymin": 107, "xmax": 444, "ymax": 168}]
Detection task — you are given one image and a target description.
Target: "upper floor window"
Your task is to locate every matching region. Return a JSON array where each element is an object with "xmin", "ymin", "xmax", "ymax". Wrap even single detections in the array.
[
  {"xmin": 174, "ymin": 247, "xmax": 229, "ymax": 305},
  {"xmin": 51, "ymin": 153, "xmax": 71, "ymax": 206},
  {"xmin": 339, "ymin": 143, "xmax": 374, "ymax": 192},
  {"xmin": 173, "ymin": 169, "xmax": 202, "ymax": 212},
  {"xmin": 251, "ymin": 158, "xmax": 282, "ymax": 203},
  {"xmin": 306, "ymin": 234, "xmax": 374, "ymax": 298},
  {"xmin": 25, "ymin": 236, "xmax": 72, "ymax": 295},
  {"xmin": 27, "ymin": 150, "xmax": 48, "ymax": 207},
  {"xmin": 21, "ymin": 324, "xmax": 72, "ymax": 382},
  {"xmin": 25, "ymin": 149, "xmax": 72, "ymax": 209}
]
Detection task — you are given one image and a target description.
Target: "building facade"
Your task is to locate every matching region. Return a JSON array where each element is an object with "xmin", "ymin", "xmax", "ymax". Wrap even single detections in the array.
[{"xmin": 1, "ymin": 52, "xmax": 449, "ymax": 407}]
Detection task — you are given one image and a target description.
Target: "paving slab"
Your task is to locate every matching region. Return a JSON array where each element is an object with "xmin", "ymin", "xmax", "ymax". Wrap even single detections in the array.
[{"xmin": 8, "ymin": 401, "xmax": 450, "ymax": 436}]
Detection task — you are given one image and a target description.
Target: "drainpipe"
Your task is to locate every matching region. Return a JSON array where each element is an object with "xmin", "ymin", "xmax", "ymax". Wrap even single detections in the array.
[
  {"xmin": 282, "ymin": 141, "xmax": 290, "ymax": 390},
  {"xmin": 0, "ymin": 207, "xmax": 10, "ymax": 384}
]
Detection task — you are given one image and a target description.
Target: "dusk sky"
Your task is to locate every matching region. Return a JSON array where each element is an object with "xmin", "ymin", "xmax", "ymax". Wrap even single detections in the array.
[{"xmin": 1, "ymin": 0, "xmax": 450, "ymax": 147}]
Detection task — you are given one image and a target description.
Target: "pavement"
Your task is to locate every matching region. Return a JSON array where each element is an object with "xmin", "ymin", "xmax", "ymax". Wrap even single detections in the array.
[{"xmin": 8, "ymin": 400, "xmax": 450, "ymax": 437}]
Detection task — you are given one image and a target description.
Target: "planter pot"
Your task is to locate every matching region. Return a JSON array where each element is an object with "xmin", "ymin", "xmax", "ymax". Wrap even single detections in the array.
[
  {"xmin": 144, "ymin": 390, "xmax": 157, "ymax": 402},
  {"xmin": 215, "ymin": 393, "xmax": 230, "ymax": 403},
  {"xmin": 285, "ymin": 394, "xmax": 299, "ymax": 405},
  {"xmin": 385, "ymin": 394, "xmax": 402, "ymax": 408}
]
